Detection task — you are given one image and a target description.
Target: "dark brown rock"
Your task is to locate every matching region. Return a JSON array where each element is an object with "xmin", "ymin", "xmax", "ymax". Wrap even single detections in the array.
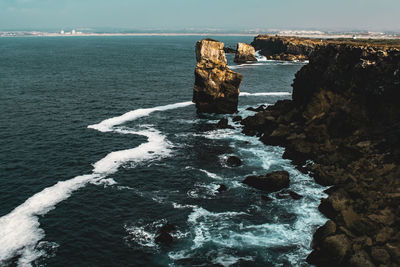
[
  {"xmin": 243, "ymin": 171, "xmax": 290, "ymax": 192},
  {"xmin": 232, "ymin": 115, "xmax": 242, "ymax": 122},
  {"xmin": 155, "ymin": 223, "xmax": 176, "ymax": 246},
  {"xmin": 348, "ymin": 250, "xmax": 375, "ymax": 267},
  {"xmin": 216, "ymin": 118, "xmax": 234, "ymax": 129},
  {"xmin": 312, "ymin": 220, "xmax": 337, "ymax": 248},
  {"xmin": 216, "ymin": 184, "xmax": 227, "ymax": 193},
  {"xmin": 226, "ymin": 156, "xmax": 242, "ymax": 167},
  {"xmin": 371, "ymin": 247, "xmax": 391, "ymax": 264}
]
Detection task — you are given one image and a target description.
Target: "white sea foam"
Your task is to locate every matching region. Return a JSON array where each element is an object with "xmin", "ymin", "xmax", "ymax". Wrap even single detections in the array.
[
  {"xmin": 88, "ymin": 101, "xmax": 193, "ymax": 132},
  {"xmin": 240, "ymin": 91, "xmax": 291, "ymax": 96},
  {"xmin": 255, "ymin": 50, "xmax": 267, "ymax": 62},
  {"xmin": 0, "ymin": 101, "xmax": 193, "ymax": 266},
  {"xmin": 197, "ymin": 169, "xmax": 223, "ymax": 180}
]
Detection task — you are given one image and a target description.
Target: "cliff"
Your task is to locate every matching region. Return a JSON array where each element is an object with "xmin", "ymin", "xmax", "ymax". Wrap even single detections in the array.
[
  {"xmin": 193, "ymin": 39, "xmax": 243, "ymax": 114},
  {"xmin": 251, "ymin": 34, "xmax": 400, "ymax": 61},
  {"xmin": 241, "ymin": 43, "xmax": 400, "ymax": 266}
]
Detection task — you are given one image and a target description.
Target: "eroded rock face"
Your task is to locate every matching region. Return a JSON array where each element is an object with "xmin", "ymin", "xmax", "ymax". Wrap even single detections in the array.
[
  {"xmin": 193, "ymin": 39, "xmax": 243, "ymax": 114},
  {"xmin": 234, "ymin": 42, "xmax": 257, "ymax": 63}
]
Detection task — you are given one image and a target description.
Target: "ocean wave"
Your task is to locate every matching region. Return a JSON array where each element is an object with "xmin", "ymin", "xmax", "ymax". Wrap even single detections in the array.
[
  {"xmin": 255, "ymin": 50, "xmax": 267, "ymax": 62},
  {"xmin": 0, "ymin": 101, "xmax": 193, "ymax": 266}
]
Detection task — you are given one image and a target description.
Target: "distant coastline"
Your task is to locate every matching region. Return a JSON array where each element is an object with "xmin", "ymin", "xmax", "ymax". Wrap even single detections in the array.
[{"xmin": 1, "ymin": 31, "xmax": 400, "ymax": 39}]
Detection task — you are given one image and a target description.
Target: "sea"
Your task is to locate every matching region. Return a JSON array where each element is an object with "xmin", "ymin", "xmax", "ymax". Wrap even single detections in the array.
[{"xmin": 0, "ymin": 36, "xmax": 327, "ymax": 267}]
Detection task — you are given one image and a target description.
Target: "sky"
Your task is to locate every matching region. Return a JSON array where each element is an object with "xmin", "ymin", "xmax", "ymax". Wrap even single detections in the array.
[{"xmin": 0, "ymin": 0, "xmax": 399, "ymax": 32}]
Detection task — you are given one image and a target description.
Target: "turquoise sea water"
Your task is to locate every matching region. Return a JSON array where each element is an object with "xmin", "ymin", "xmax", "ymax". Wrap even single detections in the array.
[{"xmin": 0, "ymin": 36, "xmax": 326, "ymax": 266}]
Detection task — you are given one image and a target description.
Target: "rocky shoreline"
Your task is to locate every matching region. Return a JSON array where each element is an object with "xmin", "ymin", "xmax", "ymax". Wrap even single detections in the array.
[
  {"xmin": 251, "ymin": 34, "xmax": 400, "ymax": 61},
  {"xmin": 240, "ymin": 41, "xmax": 400, "ymax": 266}
]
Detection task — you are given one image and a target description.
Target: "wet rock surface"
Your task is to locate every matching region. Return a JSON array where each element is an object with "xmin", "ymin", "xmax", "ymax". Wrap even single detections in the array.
[
  {"xmin": 226, "ymin": 155, "xmax": 242, "ymax": 167},
  {"xmin": 242, "ymin": 42, "xmax": 400, "ymax": 266},
  {"xmin": 243, "ymin": 171, "xmax": 290, "ymax": 192},
  {"xmin": 155, "ymin": 223, "xmax": 177, "ymax": 246},
  {"xmin": 216, "ymin": 118, "xmax": 234, "ymax": 129},
  {"xmin": 193, "ymin": 39, "xmax": 243, "ymax": 114}
]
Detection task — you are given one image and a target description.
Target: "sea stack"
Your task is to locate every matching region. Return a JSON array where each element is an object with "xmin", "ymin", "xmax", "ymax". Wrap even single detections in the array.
[
  {"xmin": 234, "ymin": 42, "xmax": 257, "ymax": 63},
  {"xmin": 193, "ymin": 39, "xmax": 242, "ymax": 114}
]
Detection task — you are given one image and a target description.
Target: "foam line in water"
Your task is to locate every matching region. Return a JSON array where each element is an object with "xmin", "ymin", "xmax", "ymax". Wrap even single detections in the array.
[
  {"xmin": 240, "ymin": 92, "xmax": 291, "ymax": 96},
  {"xmin": 0, "ymin": 101, "xmax": 192, "ymax": 266},
  {"xmin": 88, "ymin": 101, "xmax": 193, "ymax": 132}
]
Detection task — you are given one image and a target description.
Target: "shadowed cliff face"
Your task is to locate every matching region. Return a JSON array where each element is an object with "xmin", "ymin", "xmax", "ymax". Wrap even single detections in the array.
[
  {"xmin": 241, "ymin": 43, "xmax": 400, "ymax": 266},
  {"xmin": 193, "ymin": 39, "xmax": 242, "ymax": 114}
]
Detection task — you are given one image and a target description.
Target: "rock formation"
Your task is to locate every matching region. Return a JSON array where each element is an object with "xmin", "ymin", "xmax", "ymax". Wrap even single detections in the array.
[
  {"xmin": 234, "ymin": 42, "xmax": 257, "ymax": 63},
  {"xmin": 251, "ymin": 35, "xmax": 318, "ymax": 61},
  {"xmin": 241, "ymin": 42, "xmax": 400, "ymax": 266},
  {"xmin": 193, "ymin": 39, "xmax": 243, "ymax": 114},
  {"xmin": 243, "ymin": 171, "xmax": 290, "ymax": 192},
  {"xmin": 251, "ymin": 34, "xmax": 400, "ymax": 61}
]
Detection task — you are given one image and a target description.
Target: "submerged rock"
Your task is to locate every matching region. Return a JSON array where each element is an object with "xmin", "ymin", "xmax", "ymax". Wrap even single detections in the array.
[
  {"xmin": 275, "ymin": 190, "xmax": 303, "ymax": 200},
  {"xmin": 243, "ymin": 171, "xmax": 290, "ymax": 192},
  {"xmin": 216, "ymin": 118, "xmax": 234, "ymax": 129},
  {"xmin": 232, "ymin": 115, "xmax": 242, "ymax": 122},
  {"xmin": 193, "ymin": 39, "xmax": 243, "ymax": 114},
  {"xmin": 155, "ymin": 223, "xmax": 176, "ymax": 246},
  {"xmin": 226, "ymin": 156, "xmax": 242, "ymax": 167},
  {"xmin": 216, "ymin": 184, "xmax": 227, "ymax": 193},
  {"xmin": 234, "ymin": 42, "xmax": 257, "ymax": 63}
]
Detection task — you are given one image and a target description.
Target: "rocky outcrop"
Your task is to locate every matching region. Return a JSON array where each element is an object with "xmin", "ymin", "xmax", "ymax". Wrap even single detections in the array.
[
  {"xmin": 234, "ymin": 42, "xmax": 257, "ymax": 63},
  {"xmin": 243, "ymin": 171, "xmax": 290, "ymax": 192},
  {"xmin": 224, "ymin": 46, "xmax": 237, "ymax": 54},
  {"xmin": 155, "ymin": 223, "xmax": 176, "ymax": 246},
  {"xmin": 242, "ymin": 43, "xmax": 400, "ymax": 265},
  {"xmin": 251, "ymin": 35, "xmax": 319, "ymax": 61},
  {"xmin": 251, "ymin": 34, "xmax": 400, "ymax": 62},
  {"xmin": 193, "ymin": 39, "xmax": 243, "ymax": 113},
  {"xmin": 226, "ymin": 156, "xmax": 242, "ymax": 167}
]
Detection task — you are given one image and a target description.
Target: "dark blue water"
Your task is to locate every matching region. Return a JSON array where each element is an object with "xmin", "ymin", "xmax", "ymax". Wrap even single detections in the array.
[{"xmin": 0, "ymin": 36, "xmax": 326, "ymax": 267}]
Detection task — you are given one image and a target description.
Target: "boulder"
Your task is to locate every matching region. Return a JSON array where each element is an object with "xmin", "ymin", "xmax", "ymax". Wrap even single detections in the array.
[
  {"xmin": 155, "ymin": 223, "xmax": 176, "ymax": 246},
  {"xmin": 246, "ymin": 104, "xmax": 267, "ymax": 112},
  {"xmin": 234, "ymin": 42, "xmax": 257, "ymax": 63},
  {"xmin": 232, "ymin": 115, "xmax": 242, "ymax": 122},
  {"xmin": 348, "ymin": 250, "xmax": 375, "ymax": 267},
  {"xmin": 243, "ymin": 171, "xmax": 290, "ymax": 192},
  {"xmin": 226, "ymin": 156, "xmax": 242, "ymax": 167},
  {"xmin": 308, "ymin": 234, "xmax": 351, "ymax": 265},
  {"xmin": 193, "ymin": 39, "xmax": 243, "ymax": 114},
  {"xmin": 275, "ymin": 190, "xmax": 303, "ymax": 200},
  {"xmin": 216, "ymin": 184, "xmax": 227, "ymax": 193},
  {"xmin": 216, "ymin": 118, "xmax": 234, "ymax": 129},
  {"xmin": 371, "ymin": 247, "xmax": 391, "ymax": 264}
]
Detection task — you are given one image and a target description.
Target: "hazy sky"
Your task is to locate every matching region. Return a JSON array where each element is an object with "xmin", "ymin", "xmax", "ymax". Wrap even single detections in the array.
[{"xmin": 0, "ymin": 0, "xmax": 399, "ymax": 31}]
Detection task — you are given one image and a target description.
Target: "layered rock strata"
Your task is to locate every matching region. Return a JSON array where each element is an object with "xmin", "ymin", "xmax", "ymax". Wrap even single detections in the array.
[
  {"xmin": 241, "ymin": 43, "xmax": 400, "ymax": 266},
  {"xmin": 234, "ymin": 42, "xmax": 257, "ymax": 63},
  {"xmin": 193, "ymin": 39, "xmax": 243, "ymax": 113}
]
